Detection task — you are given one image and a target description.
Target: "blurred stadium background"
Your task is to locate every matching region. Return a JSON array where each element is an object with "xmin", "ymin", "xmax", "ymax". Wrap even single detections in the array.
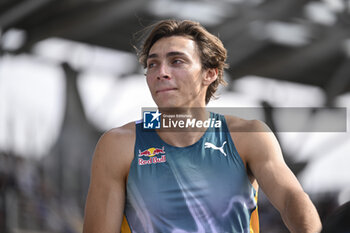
[{"xmin": 0, "ymin": 0, "xmax": 350, "ymax": 232}]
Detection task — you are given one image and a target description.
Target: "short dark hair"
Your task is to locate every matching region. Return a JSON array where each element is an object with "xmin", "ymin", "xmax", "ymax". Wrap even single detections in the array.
[{"xmin": 137, "ymin": 19, "xmax": 228, "ymax": 104}]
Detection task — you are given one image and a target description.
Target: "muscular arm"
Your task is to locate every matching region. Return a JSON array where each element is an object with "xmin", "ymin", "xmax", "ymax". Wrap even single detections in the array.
[
  {"xmin": 229, "ymin": 118, "xmax": 321, "ymax": 233},
  {"xmin": 83, "ymin": 123, "xmax": 135, "ymax": 233}
]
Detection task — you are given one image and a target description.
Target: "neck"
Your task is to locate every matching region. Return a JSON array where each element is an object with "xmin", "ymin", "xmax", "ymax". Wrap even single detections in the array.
[
  {"xmin": 159, "ymin": 107, "xmax": 209, "ymax": 122},
  {"xmin": 156, "ymin": 107, "xmax": 210, "ymax": 147}
]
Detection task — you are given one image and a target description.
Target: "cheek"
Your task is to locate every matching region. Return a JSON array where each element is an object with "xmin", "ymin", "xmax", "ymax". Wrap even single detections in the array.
[
  {"xmin": 188, "ymin": 71, "xmax": 204, "ymax": 86},
  {"xmin": 146, "ymin": 76, "xmax": 153, "ymax": 90}
]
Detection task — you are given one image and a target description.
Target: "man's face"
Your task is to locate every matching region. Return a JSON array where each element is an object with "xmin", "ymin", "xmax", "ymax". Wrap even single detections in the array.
[{"xmin": 146, "ymin": 36, "xmax": 213, "ymax": 108}]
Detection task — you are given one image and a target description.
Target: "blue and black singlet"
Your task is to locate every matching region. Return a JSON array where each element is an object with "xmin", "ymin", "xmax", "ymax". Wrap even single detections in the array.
[{"xmin": 122, "ymin": 112, "xmax": 259, "ymax": 233}]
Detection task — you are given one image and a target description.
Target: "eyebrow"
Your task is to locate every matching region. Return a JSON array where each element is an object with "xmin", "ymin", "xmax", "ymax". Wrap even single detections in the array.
[{"xmin": 147, "ymin": 51, "xmax": 187, "ymax": 60}]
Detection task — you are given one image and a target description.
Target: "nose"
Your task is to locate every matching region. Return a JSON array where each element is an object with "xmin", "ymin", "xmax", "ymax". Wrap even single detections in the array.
[{"xmin": 157, "ymin": 63, "xmax": 170, "ymax": 80}]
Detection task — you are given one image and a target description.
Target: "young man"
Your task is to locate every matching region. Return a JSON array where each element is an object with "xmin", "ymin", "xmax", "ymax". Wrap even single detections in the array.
[{"xmin": 83, "ymin": 19, "xmax": 322, "ymax": 233}]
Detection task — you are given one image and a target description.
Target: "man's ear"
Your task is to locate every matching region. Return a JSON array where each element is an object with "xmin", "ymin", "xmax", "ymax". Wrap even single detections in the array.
[{"xmin": 203, "ymin": 68, "xmax": 218, "ymax": 86}]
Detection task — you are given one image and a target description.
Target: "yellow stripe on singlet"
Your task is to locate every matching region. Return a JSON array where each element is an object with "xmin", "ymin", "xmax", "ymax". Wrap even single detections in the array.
[
  {"xmin": 121, "ymin": 215, "xmax": 131, "ymax": 233},
  {"xmin": 249, "ymin": 192, "xmax": 259, "ymax": 233}
]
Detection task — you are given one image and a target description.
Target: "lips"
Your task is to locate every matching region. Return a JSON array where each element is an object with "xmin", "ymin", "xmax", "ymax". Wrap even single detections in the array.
[{"xmin": 156, "ymin": 88, "xmax": 177, "ymax": 93}]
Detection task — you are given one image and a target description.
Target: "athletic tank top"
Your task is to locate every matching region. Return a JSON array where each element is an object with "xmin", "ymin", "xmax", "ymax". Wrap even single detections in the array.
[{"xmin": 122, "ymin": 112, "xmax": 259, "ymax": 233}]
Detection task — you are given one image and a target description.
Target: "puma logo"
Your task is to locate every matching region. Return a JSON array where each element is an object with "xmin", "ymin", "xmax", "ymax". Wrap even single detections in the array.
[{"xmin": 204, "ymin": 141, "xmax": 227, "ymax": 156}]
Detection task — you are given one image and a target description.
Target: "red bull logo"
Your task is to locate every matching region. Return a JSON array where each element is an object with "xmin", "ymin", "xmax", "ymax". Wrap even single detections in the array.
[
  {"xmin": 138, "ymin": 147, "xmax": 166, "ymax": 165},
  {"xmin": 138, "ymin": 147, "xmax": 165, "ymax": 157}
]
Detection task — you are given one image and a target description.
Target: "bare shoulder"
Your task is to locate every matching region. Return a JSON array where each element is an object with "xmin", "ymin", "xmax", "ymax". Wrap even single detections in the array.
[
  {"xmin": 224, "ymin": 115, "xmax": 270, "ymax": 133},
  {"xmin": 97, "ymin": 122, "xmax": 135, "ymax": 155},
  {"xmin": 93, "ymin": 121, "xmax": 136, "ymax": 180},
  {"xmin": 224, "ymin": 115, "xmax": 280, "ymax": 164},
  {"xmin": 101, "ymin": 121, "xmax": 136, "ymax": 144}
]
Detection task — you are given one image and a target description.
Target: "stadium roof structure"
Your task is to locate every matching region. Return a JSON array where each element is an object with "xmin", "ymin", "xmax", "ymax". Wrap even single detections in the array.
[{"xmin": 1, "ymin": 0, "xmax": 350, "ymax": 104}]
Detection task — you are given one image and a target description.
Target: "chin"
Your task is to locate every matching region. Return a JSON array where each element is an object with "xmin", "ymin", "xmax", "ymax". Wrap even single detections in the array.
[
  {"xmin": 156, "ymin": 102, "xmax": 178, "ymax": 109},
  {"xmin": 153, "ymin": 96, "xmax": 175, "ymax": 107}
]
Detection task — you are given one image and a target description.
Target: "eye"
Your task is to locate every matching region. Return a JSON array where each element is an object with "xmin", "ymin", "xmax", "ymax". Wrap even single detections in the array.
[
  {"xmin": 172, "ymin": 59, "xmax": 183, "ymax": 65},
  {"xmin": 147, "ymin": 62, "xmax": 156, "ymax": 69}
]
